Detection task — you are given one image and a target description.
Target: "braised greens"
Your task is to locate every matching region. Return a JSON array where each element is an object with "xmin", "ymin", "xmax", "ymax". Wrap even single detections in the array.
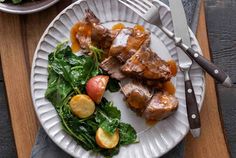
[{"xmin": 45, "ymin": 42, "xmax": 137, "ymax": 157}]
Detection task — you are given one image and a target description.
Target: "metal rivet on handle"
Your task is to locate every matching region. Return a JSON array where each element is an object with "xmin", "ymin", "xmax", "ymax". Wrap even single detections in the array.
[
  {"xmin": 214, "ymin": 69, "xmax": 219, "ymax": 74},
  {"xmin": 191, "ymin": 114, "xmax": 196, "ymax": 119},
  {"xmin": 194, "ymin": 53, "xmax": 199, "ymax": 58},
  {"xmin": 187, "ymin": 89, "xmax": 192, "ymax": 93}
]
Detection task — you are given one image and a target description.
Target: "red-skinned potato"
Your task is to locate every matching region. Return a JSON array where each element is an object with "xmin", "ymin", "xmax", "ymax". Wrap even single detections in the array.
[{"xmin": 86, "ymin": 75, "xmax": 109, "ymax": 104}]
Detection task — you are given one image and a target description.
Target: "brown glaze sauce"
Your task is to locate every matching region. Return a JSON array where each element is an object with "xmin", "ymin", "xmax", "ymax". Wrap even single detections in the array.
[
  {"xmin": 167, "ymin": 59, "xmax": 178, "ymax": 76},
  {"xmin": 112, "ymin": 23, "xmax": 125, "ymax": 30},
  {"xmin": 70, "ymin": 22, "xmax": 81, "ymax": 52},
  {"xmin": 70, "ymin": 22, "xmax": 92, "ymax": 53},
  {"xmin": 163, "ymin": 81, "xmax": 176, "ymax": 95},
  {"xmin": 146, "ymin": 119, "xmax": 158, "ymax": 126},
  {"xmin": 133, "ymin": 24, "xmax": 145, "ymax": 32},
  {"xmin": 161, "ymin": 60, "xmax": 177, "ymax": 95}
]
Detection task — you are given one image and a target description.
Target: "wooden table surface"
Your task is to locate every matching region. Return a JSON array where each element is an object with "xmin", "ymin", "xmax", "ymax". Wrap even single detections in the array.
[{"xmin": 0, "ymin": 0, "xmax": 230, "ymax": 158}]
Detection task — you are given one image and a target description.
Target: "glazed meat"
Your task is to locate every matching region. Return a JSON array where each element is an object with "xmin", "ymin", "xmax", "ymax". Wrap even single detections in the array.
[
  {"xmin": 143, "ymin": 91, "xmax": 178, "ymax": 121},
  {"xmin": 84, "ymin": 9, "xmax": 100, "ymax": 25},
  {"xmin": 71, "ymin": 9, "xmax": 179, "ymax": 123},
  {"xmin": 109, "ymin": 28, "xmax": 150, "ymax": 62},
  {"xmin": 100, "ymin": 56, "xmax": 126, "ymax": 80},
  {"xmin": 85, "ymin": 9, "xmax": 119, "ymax": 51},
  {"xmin": 75, "ymin": 9, "xmax": 117, "ymax": 51},
  {"xmin": 72, "ymin": 21, "xmax": 92, "ymax": 50},
  {"xmin": 121, "ymin": 46, "xmax": 172, "ymax": 81},
  {"xmin": 121, "ymin": 80, "xmax": 153, "ymax": 112}
]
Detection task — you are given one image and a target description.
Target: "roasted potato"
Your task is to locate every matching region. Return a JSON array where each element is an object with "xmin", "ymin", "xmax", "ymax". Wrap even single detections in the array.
[
  {"xmin": 69, "ymin": 94, "xmax": 95, "ymax": 118},
  {"xmin": 96, "ymin": 127, "xmax": 119, "ymax": 149},
  {"xmin": 86, "ymin": 75, "xmax": 109, "ymax": 104}
]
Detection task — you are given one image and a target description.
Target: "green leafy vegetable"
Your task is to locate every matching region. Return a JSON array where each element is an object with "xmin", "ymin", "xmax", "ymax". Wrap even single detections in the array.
[
  {"xmin": 100, "ymin": 147, "xmax": 120, "ymax": 158},
  {"xmin": 89, "ymin": 45, "xmax": 104, "ymax": 62},
  {"xmin": 45, "ymin": 42, "xmax": 137, "ymax": 157},
  {"xmin": 95, "ymin": 99, "xmax": 121, "ymax": 135},
  {"xmin": 107, "ymin": 78, "xmax": 120, "ymax": 92},
  {"xmin": 58, "ymin": 99, "xmax": 98, "ymax": 150},
  {"xmin": 119, "ymin": 123, "xmax": 137, "ymax": 145},
  {"xmin": 12, "ymin": 0, "xmax": 22, "ymax": 4},
  {"xmin": 47, "ymin": 42, "xmax": 100, "ymax": 94},
  {"xmin": 95, "ymin": 99, "xmax": 121, "ymax": 121},
  {"xmin": 100, "ymin": 119, "xmax": 119, "ymax": 135}
]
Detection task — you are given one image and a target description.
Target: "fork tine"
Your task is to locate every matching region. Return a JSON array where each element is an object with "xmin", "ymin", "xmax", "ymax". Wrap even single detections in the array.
[
  {"xmin": 119, "ymin": 0, "xmax": 147, "ymax": 14},
  {"xmin": 119, "ymin": 0, "xmax": 146, "ymax": 16},
  {"xmin": 131, "ymin": 0, "xmax": 150, "ymax": 10},
  {"xmin": 133, "ymin": 0, "xmax": 153, "ymax": 9},
  {"xmin": 142, "ymin": 0, "xmax": 155, "ymax": 7}
]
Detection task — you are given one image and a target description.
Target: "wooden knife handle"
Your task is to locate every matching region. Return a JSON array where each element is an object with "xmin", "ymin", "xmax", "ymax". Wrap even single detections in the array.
[
  {"xmin": 186, "ymin": 47, "xmax": 232, "ymax": 87},
  {"xmin": 185, "ymin": 80, "xmax": 201, "ymax": 129}
]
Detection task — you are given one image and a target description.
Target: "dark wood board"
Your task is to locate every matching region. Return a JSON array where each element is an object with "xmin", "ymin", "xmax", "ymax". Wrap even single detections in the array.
[
  {"xmin": 216, "ymin": 84, "xmax": 236, "ymax": 157},
  {"xmin": 0, "ymin": 60, "xmax": 3, "ymax": 82},
  {"xmin": 205, "ymin": 0, "xmax": 236, "ymax": 84},
  {"xmin": 205, "ymin": 0, "xmax": 236, "ymax": 157},
  {"xmin": 0, "ymin": 81, "xmax": 17, "ymax": 158}
]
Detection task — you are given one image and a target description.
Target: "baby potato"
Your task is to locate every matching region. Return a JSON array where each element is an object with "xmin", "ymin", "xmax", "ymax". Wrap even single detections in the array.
[
  {"xmin": 86, "ymin": 75, "xmax": 109, "ymax": 104},
  {"xmin": 69, "ymin": 94, "xmax": 95, "ymax": 118},
  {"xmin": 96, "ymin": 127, "xmax": 119, "ymax": 149}
]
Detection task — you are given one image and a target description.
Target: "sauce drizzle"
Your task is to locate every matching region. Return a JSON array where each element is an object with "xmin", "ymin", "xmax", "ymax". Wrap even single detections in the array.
[
  {"xmin": 112, "ymin": 23, "xmax": 125, "ymax": 30},
  {"xmin": 134, "ymin": 24, "xmax": 145, "ymax": 32},
  {"xmin": 70, "ymin": 22, "xmax": 92, "ymax": 53},
  {"xmin": 167, "ymin": 59, "xmax": 178, "ymax": 76},
  {"xmin": 70, "ymin": 22, "xmax": 81, "ymax": 53}
]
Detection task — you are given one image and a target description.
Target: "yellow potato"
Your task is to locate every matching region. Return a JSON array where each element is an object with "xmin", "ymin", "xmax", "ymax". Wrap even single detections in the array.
[
  {"xmin": 96, "ymin": 127, "xmax": 119, "ymax": 149},
  {"xmin": 69, "ymin": 94, "xmax": 95, "ymax": 118}
]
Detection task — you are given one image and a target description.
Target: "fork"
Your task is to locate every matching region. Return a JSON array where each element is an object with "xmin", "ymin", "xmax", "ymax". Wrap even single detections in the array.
[{"xmin": 118, "ymin": 0, "xmax": 232, "ymax": 87}]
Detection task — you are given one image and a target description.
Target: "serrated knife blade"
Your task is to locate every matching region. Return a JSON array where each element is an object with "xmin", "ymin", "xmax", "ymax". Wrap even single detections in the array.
[{"xmin": 169, "ymin": 0, "xmax": 201, "ymax": 138}]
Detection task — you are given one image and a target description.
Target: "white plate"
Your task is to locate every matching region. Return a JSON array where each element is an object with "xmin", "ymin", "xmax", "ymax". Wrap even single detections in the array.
[{"xmin": 31, "ymin": 0, "xmax": 205, "ymax": 157}]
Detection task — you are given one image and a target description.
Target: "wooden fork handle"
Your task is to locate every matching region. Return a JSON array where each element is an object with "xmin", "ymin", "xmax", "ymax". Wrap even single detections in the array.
[{"xmin": 185, "ymin": 79, "xmax": 201, "ymax": 130}]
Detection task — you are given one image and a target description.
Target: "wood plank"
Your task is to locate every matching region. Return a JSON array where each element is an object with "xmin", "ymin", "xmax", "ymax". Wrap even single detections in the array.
[
  {"xmin": 0, "ymin": 13, "xmax": 39, "ymax": 158},
  {"xmin": 24, "ymin": 1, "xmax": 72, "ymax": 66},
  {"xmin": 184, "ymin": 1, "xmax": 230, "ymax": 158},
  {"xmin": 205, "ymin": 0, "xmax": 236, "ymax": 83},
  {"xmin": 21, "ymin": 8, "xmax": 58, "ymax": 69},
  {"xmin": 0, "ymin": 2, "xmax": 73, "ymax": 158}
]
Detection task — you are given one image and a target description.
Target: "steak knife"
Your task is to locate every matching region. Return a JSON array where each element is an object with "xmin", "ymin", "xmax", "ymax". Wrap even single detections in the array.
[{"xmin": 169, "ymin": 0, "xmax": 201, "ymax": 137}]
